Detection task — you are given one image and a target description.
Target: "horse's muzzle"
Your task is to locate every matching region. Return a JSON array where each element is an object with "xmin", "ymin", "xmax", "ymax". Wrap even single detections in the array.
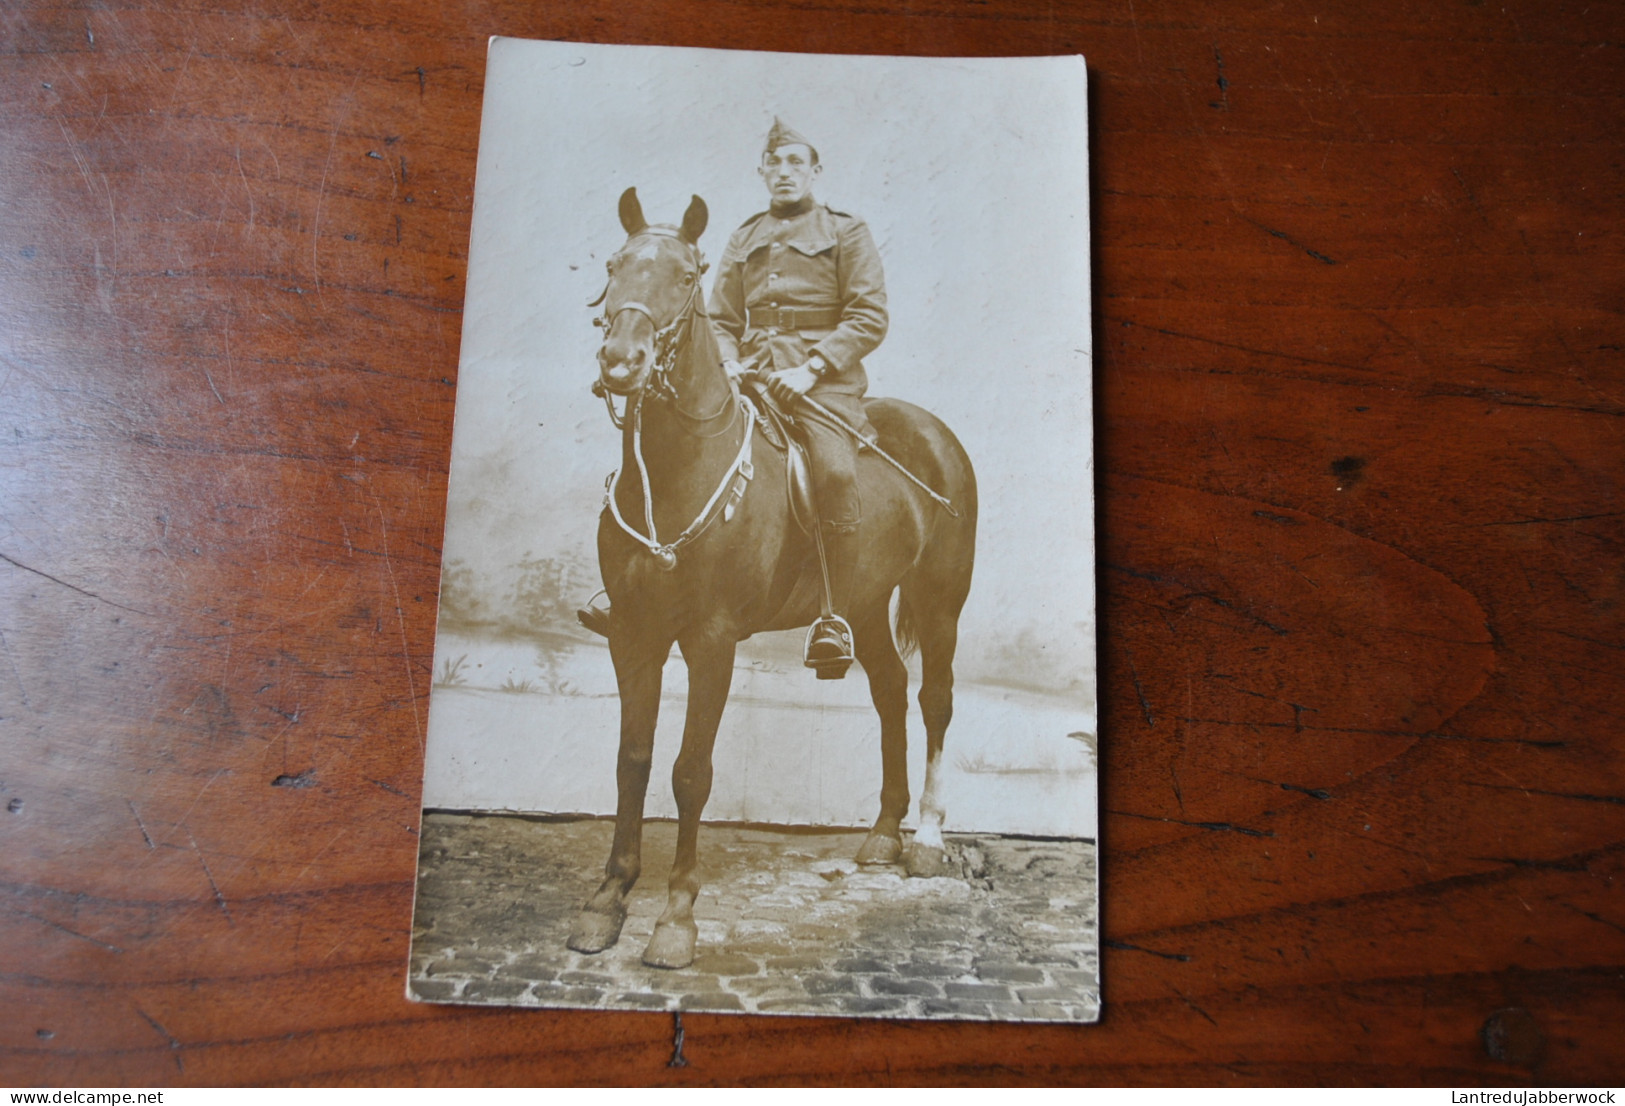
[{"xmin": 597, "ymin": 343, "xmax": 651, "ymax": 396}]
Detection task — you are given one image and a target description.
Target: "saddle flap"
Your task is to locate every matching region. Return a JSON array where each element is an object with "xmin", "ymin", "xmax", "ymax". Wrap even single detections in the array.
[{"xmin": 786, "ymin": 441, "xmax": 816, "ymax": 537}]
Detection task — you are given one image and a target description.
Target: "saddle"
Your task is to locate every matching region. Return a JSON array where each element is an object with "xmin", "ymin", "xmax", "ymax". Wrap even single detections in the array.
[{"xmin": 741, "ymin": 378, "xmax": 821, "ymax": 537}]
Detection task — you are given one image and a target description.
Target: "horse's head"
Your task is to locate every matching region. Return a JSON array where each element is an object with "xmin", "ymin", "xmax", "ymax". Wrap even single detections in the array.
[{"xmin": 596, "ymin": 188, "xmax": 709, "ymax": 397}]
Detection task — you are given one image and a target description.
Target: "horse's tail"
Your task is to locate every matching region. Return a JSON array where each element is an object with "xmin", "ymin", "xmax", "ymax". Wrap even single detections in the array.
[
  {"xmin": 893, "ymin": 586, "xmax": 922, "ymax": 660},
  {"xmin": 867, "ymin": 396, "xmax": 977, "ymax": 664}
]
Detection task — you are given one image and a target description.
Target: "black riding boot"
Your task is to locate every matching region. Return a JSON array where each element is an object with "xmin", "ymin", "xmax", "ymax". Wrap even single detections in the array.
[
  {"xmin": 805, "ymin": 522, "xmax": 858, "ymax": 679},
  {"xmin": 577, "ymin": 591, "xmax": 612, "ymax": 638}
]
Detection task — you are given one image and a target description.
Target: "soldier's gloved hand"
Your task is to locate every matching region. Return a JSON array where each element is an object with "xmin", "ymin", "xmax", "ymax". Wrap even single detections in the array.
[
  {"xmin": 723, "ymin": 359, "xmax": 746, "ymax": 381},
  {"xmin": 767, "ymin": 364, "xmax": 819, "ymax": 404}
]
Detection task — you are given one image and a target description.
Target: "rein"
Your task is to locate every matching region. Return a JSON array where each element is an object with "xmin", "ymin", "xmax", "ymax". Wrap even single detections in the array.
[{"xmin": 602, "ymin": 392, "xmax": 757, "ymax": 571}]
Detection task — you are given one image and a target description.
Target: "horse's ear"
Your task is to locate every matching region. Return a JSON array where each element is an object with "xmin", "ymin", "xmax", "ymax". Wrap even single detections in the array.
[
  {"xmin": 680, "ymin": 195, "xmax": 708, "ymax": 244},
  {"xmin": 619, "ymin": 187, "xmax": 646, "ymax": 235}
]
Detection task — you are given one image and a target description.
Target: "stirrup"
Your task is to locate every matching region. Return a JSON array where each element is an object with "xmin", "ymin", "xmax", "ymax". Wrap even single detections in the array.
[
  {"xmin": 577, "ymin": 589, "xmax": 611, "ymax": 638},
  {"xmin": 804, "ymin": 614, "xmax": 854, "ymax": 680}
]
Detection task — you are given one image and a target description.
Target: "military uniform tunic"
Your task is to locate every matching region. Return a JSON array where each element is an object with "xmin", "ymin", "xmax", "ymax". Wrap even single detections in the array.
[{"xmin": 709, "ymin": 198, "xmax": 887, "ymax": 530}]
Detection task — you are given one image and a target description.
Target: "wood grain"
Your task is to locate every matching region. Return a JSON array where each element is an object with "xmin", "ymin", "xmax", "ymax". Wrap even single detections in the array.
[{"xmin": 2, "ymin": 0, "xmax": 1621, "ymax": 1086}]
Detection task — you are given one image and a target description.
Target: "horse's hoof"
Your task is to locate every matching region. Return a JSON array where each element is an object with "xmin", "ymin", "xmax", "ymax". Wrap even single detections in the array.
[
  {"xmin": 567, "ymin": 906, "xmax": 626, "ymax": 954},
  {"xmin": 855, "ymin": 831, "xmax": 903, "ymax": 866},
  {"xmin": 642, "ymin": 922, "xmax": 697, "ymax": 970},
  {"xmin": 905, "ymin": 842, "xmax": 954, "ymax": 879}
]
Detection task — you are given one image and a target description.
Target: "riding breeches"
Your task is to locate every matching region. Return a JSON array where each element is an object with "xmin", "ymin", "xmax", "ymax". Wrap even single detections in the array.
[{"xmin": 796, "ymin": 390, "xmax": 869, "ymax": 531}]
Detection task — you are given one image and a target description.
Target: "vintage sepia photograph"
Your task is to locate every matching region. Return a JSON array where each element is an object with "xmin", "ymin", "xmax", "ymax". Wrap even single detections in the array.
[{"xmin": 409, "ymin": 38, "xmax": 1097, "ymax": 1022}]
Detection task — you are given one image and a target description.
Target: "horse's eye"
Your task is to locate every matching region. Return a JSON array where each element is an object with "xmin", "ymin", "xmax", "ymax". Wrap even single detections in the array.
[{"xmin": 683, "ymin": 272, "xmax": 696, "ymax": 286}]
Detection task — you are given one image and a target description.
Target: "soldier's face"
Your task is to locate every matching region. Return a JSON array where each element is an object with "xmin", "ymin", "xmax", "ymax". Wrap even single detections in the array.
[{"xmin": 760, "ymin": 144, "xmax": 820, "ymax": 205}]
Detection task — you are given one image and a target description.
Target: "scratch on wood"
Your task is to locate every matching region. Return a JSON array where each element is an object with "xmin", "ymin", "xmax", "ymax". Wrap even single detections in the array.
[
  {"xmin": 201, "ymin": 365, "xmax": 225, "ymax": 404},
  {"xmin": 1479, "ymin": 511, "xmax": 1624, "ymax": 527},
  {"xmin": 1123, "ymin": 643, "xmax": 1155, "ymax": 727},
  {"xmin": 234, "ymin": 148, "xmax": 257, "ymax": 231},
  {"xmin": 1238, "ymin": 214, "xmax": 1337, "ymax": 265},
  {"xmin": 291, "ymin": 827, "xmax": 349, "ymax": 884},
  {"xmin": 1180, "ymin": 715, "xmax": 1563, "ymax": 749},
  {"xmin": 128, "ymin": 800, "xmax": 156, "ymax": 849},
  {"xmin": 185, "ymin": 828, "xmax": 234, "ymax": 925},
  {"xmin": 1564, "ymin": 904, "xmax": 1625, "ymax": 935},
  {"xmin": 167, "ymin": 768, "xmax": 229, "ymax": 838},
  {"xmin": 1213, "ymin": 680, "xmax": 1319, "ymax": 729},
  {"xmin": 1278, "ymin": 781, "xmax": 1333, "ymax": 800},
  {"xmin": 9, "ymin": 907, "xmax": 124, "ymax": 953},
  {"xmin": 1108, "ymin": 808, "xmax": 1274, "ymax": 838},
  {"xmin": 371, "ymin": 491, "xmax": 423, "ymax": 754},
  {"xmin": 1175, "ymin": 986, "xmax": 1218, "ymax": 1024},
  {"xmin": 311, "ymin": 77, "xmax": 361, "ymax": 300},
  {"xmin": 1107, "ymin": 563, "xmax": 1290, "ymax": 636},
  {"xmin": 136, "ymin": 1008, "xmax": 184, "ymax": 1072},
  {"xmin": 1466, "ymin": 781, "xmax": 1624, "ymax": 806},
  {"xmin": 1239, "ymin": 773, "xmax": 1333, "ymax": 800},
  {"xmin": 1124, "ymin": 0, "xmax": 1146, "ymax": 68},
  {"xmin": 1103, "ymin": 939, "xmax": 1192, "ymax": 962},
  {"xmin": 1546, "ymin": 628, "xmax": 1625, "ymax": 654},
  {"xmin": 0, "ymin": 551, "xmax": 151, "ymax": 616},
  {"xmin": 1472, "ymin": 855, "xmax": 1588, "ymax": 872}
]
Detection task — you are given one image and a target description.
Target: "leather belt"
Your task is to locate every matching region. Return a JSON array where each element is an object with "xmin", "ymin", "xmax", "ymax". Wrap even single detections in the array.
[{"xmin": 748, "ymin": 305, "xmax": 842, "ymax": 331}]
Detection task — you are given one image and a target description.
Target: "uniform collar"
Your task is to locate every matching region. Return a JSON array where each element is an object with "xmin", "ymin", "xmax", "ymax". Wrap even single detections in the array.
[
  {"xmin": 768, "ymin": 195, "xmax": 817, "ymax": 219},
  {"xmin": 737, "ymin": 202, "xmax": 835, "ymax": 256}
]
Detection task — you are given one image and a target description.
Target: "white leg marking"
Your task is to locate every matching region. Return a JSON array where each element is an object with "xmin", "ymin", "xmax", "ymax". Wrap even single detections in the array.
[{"xmin": 916, "ymin": 748, "xmax": 946, "ymax": 849}]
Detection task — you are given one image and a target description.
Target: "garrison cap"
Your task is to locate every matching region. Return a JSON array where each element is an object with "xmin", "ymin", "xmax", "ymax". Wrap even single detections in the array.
[{"xmin": 764, "ymin": 117, "xmax": 818, "ymax": 162}]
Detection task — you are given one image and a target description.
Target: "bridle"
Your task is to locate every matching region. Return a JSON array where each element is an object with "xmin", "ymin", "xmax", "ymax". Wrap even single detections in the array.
[
  {"xmin": 591, "ymin": 228, "xmax": 729, "ymax": 433},
  {"xmin": 590, "ymin": 227, "xmax": 759, "ymax": 571}
]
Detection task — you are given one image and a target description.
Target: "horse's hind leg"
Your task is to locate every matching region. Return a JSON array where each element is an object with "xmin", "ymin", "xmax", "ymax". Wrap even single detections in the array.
[
  {"xmin": 854, "ymin": 601, "xmax": 909, "ymax": 865},
  {"xmin": 905, "ymin": 595, "xmax": 961, "ymax": 879},
  {"xmin": 643, "ymin": 632, "xmax": 736, "ymax": 969}
]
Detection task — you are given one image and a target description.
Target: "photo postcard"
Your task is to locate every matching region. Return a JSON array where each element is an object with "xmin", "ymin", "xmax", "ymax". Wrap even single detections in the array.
[{"xmin": 408, "ymin": 36, "xmax": 1097, "ymax": 1023}]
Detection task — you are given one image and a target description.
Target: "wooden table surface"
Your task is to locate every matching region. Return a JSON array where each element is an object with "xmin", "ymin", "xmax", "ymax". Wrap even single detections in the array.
[{"xmin": 3, "ymin": 0, "xmax": 1622, "ymax": 1087}]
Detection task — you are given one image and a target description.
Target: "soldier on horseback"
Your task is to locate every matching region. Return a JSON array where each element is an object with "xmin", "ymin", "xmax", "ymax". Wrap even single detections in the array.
[
  {"xmin": 580, "ymin": 118, "xmax": 888, "ymax": 678},
  {"xmin": 573, "ymin": 172, "xmax": 975, "ymax": 967},
  {"xmin": 712, "ymin": 118, "xmax": 887, "ymax": 676}
]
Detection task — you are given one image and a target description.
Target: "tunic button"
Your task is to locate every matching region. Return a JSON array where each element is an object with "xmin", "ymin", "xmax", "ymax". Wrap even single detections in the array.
[
  {"xmin": 769, "ymin": 301, "xmax": 778, "ymax": 308},
  {"xmin": 769, "ymin": 273, "xmax": 779, "ymax": 281}
]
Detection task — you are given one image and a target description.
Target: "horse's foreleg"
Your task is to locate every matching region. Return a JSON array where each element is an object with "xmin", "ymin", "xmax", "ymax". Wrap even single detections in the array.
[
  {"xmin": 854, "ymin": 604, "xmax": 910, "ymax": 865},
  {"xmin": 568, "ymin": 632, "xmax": 668, "ymax": 954},
  {"xmin": 643, "ymin": 633, "xmax": 735, "ymax": 969},
  {"xmin": 905, "ymin": 612, "xmax": 958, "ymax": 879}
]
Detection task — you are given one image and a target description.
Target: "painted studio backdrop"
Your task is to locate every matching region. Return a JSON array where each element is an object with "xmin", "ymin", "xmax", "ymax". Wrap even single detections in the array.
[{"xmin": 423, "ymin": 39, "xmax": 1095, "ymax": 839}]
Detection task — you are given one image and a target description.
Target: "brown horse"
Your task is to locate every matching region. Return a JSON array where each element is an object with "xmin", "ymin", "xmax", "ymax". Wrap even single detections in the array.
[{"xmin": 568, "ymin": 189, "xmax": 977, "ymax": 969}]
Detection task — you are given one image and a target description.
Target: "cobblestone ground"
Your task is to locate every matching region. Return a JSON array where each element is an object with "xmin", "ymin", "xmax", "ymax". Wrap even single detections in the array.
[{"xmin": 409, "ymin": 813, "xmax": 1098, "ymax": 1022}]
